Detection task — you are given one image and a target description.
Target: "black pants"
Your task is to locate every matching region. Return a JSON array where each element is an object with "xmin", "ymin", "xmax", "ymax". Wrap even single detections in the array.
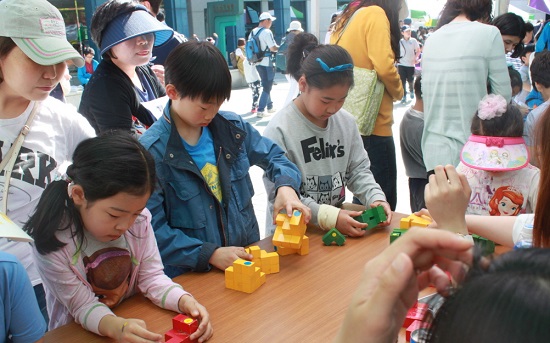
[
  {"xmin": 409, "ymin": 177, "xmax": 428, "ymax": 212},
  {"xmin": 398, "ymin": 65, "xmax": 415, "ymax": 95}
]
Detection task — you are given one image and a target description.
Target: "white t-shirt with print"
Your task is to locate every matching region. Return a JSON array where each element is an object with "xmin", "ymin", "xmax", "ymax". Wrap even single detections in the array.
[{"xmin": 0, "ymin": 97, "xmax": 95, "ymax": 286}]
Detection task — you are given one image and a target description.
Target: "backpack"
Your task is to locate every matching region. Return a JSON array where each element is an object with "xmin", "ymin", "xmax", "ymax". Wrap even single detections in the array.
[
  {"xmin": 275, "ymin": 38, "xmax": 289, "ymax": 73},
  {"xmin": 229, "ymin": 51, "xmax": 238, "ymax": 68},
  {"xmin": 246, "ymin": 27, "xmax": 267, "ymax": 64}
]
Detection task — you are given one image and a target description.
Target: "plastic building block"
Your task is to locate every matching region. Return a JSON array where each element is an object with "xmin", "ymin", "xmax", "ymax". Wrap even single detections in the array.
[
  {"xmin": 322, "ymin": 228, "xmax": 346, "ymax": 246},
  {"xmin": 402, "ymin": 303, "xmax": 428, "ymax": 328},
  {"xmin": 272, "ymin": 210, "xmax": 308, "ymax": 255},
  {"xmin": 390, "ymin": 228, "xmax": 407, "ymax": 243},
  {"xmin": 354, "ymin": 206, "xmax": 387, "ymax": 230},
  {"xmin": 165, "ymin": 329, "xmax": 193, "ymax": 343},
  {"xmin": 399, "ymin": 214, "xmax": 432, "ymax": 229},
  {"xmin": 225, "ymin": 259, "xmax": 266, "ymax": 293},
  {"xmin": 245, "ymin": 245, "xmax": 280, "ymax": 274},
  {"xmin": 173, "ymin": 314, "xmax": 198, "ymax": 335},
  {"xmin": 472, "ymin": 234, "xmax": 495, "ymax": 255}
]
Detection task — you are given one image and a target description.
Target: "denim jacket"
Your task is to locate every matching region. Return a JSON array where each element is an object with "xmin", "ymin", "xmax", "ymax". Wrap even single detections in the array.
[{"xmin": 139, "ymin": 103, "xmax": 301, "ymax": 276}]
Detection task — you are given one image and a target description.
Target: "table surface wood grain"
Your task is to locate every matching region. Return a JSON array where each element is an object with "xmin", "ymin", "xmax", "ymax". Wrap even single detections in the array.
[{"xmin": 44, "ymin": 212, "xmax": 509, "ymax": 342}]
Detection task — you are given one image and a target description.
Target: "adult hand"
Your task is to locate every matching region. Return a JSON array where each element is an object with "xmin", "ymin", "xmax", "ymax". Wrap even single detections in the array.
[
  {"xmin": 209, "ymin": 246, "xmax": 252, "ymax": 271},
  {"xmin": 371, "ymin": 201, "xmax": 392, "ymax": 226},
  {"xmin": 151, "ymin": 64, "xmax": 165, "ymax": 86},
  {"xmin": 424, "ymin": 165, "xmax": 470, "ymax": 234},
  {"xmin": 334, "ymin": 228, "xmax": 473, "ymax": 343},
  {"xmin": 272, "ymin": 186, "xmax": 311, "ymax": 225},
  {"xmin": 335, "ymin": 209, "xmax": 367, "ymax": 237},
  {"xmin": 178, "ymin": 295, "xmax": 214, "ymax": 342}
]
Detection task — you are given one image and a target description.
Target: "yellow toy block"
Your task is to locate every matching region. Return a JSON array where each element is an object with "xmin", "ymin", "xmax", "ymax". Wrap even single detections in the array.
[
  {"xmin": 273, "ymin": 210, "xmax": 308, "ymax": 255},
  {"xmin": 246, "ymin": 246, "xmax": 262, "ymax": 259},
  {"xmin": 400, "ymin": 214, "xmax": 432, "ymax": 229},
  {"xmin": 298, "ymin": 236, "xmax": 309, "ymax": 255},
  {"xmin": 225, "ymin": 259, "xmax": 266, "ymax": 293}
]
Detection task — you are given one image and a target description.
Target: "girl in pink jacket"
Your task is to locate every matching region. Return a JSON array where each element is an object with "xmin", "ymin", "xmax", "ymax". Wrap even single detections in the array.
[{"xmin": 25, "ymin": 133, "xmax": 213, "ymax": 342}]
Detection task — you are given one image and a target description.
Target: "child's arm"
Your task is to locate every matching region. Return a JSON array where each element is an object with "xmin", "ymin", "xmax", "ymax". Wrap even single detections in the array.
[
  {"xmin": 146, "ymin": 185, "xmax": 220, "ymax": 272},
  {"xmin": 178, "ymin": 295, "xmax": 214, "ymax": 342},
  {"xmin": 465, "ymin": 215, "xmax": 515, "ymax": 248},
  {"xmin": 98, "ymin": 316, "xmax": 162, "ymax": 342}
]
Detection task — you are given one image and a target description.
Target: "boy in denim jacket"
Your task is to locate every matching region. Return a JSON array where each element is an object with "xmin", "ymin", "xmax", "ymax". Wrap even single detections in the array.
[{"xmin": 140, "ymin": 41, "xmax": 309, "ymax": 277}]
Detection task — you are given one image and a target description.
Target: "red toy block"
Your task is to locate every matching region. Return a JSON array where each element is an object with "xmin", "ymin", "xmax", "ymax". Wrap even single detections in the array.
[
  {"xmin": 406, "ymin": 320, "xmax": 430, "ymax": 342},
  {"xmin": 165, "ymin": 329, "xmax": 193, "ymax": 343},
  {"xmin": 173, "ymin": 314, "xmax": 198, "ymax": 335},
  {"xmin": 402, "ymin": 303, "xmax": 429, "ymax": 328}
]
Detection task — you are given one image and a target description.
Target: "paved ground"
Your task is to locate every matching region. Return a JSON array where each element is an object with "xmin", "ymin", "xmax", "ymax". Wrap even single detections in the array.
[{"xmin": 220, "ymin": 73, "xmax": 413, "ymax": 238}]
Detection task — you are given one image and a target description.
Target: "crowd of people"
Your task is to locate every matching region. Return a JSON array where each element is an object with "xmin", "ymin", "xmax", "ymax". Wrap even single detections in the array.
[{"xmin": 3, "ymin": 0, "xmax": 550, "ymax": 342}]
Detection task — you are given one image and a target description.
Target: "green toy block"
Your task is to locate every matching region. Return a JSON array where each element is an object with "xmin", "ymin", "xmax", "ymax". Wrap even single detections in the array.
[
  {"xmin": 354, "ymin": 206, "xmax": 387, "ymax": 230},
  {"xmin": 322, "ymin": 228, "xmax": 346, "ymax": 246},
  {"xmin": 390, "ymin": 228, "xmax": 407, "ymax": 243},
  {"xmin": 472, "ymin": 234, "xmax": 495, "ymax": 255}
]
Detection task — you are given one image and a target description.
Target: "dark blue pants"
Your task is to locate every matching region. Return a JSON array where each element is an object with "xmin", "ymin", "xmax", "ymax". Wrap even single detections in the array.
[
  {"xmin": 34, "ymin": 283, "xmax": 49, "ymax": 327},
  {"xmin": 256, "ymin": 65, "xmax": 274, "ymax": 112},
  {"xmin": 354, "ymin": 135, "xmax": 397, "ymax": 210}
]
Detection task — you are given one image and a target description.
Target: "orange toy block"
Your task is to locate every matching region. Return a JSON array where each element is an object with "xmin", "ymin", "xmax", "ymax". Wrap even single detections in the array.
[
  {"xmin": 399, "ymin": 214, "xmax": 432, "ymax": 229},
  {"xmin": 272, "ymin": 210, "xmax": 308, "ymax": 255},
  {"xmin": 225, "ymin": 259, "xmax": 266, "ymax": 293}
]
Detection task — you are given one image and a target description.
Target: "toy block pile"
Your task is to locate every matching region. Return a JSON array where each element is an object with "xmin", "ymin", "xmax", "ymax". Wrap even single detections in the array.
[
  {"xmin": 354, "ymin": 206, "xmax": 387, "ymax": 230},
  {"xmin": 390, "ymin": 214, "xmax": 432, "ymax": 243},
  {"xmin": 245, "ymin": 245, "xmax": 279, "ymax": 274},
  {"xmin": 225, "ymin": 259, "xmax": 266, "ymax": 293},
  {"xmin": 322, "ymin": 228, "xmax": 346, "ymax": 246},
  {"xmin": 272, "ymin": 210, "xmax": 309, "ymax": 256},
  {"xmin": 165, "ymin": 314, "xmax": 198, "ymax": 343}
]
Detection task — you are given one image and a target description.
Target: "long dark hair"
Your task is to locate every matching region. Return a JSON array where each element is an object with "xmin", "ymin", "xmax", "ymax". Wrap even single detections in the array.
[
  {"xmin": 334, "ymin": 0, "xmax": 402, "ymax": 62},
  {"xmin": 492, "ymin": 13, "xmax": 526, "ymax": 58},
  {"xmin": 437, "ymin": 0, "xmax": 493, "ymax": 28},
  {"xmin": 24, "ymin": 133, "xmax": 156, "ymax": 255},
  {"xmin": 0, "ymin": 37, "xmax": 17, "ymax": 83},
  {"xmin": 427, "ymin": 248, "xmax": 550, "ymax": 342}
]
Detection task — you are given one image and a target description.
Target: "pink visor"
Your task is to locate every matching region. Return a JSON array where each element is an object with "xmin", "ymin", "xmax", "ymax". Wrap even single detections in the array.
[{"xmin": 460, "ymin": 135, "xmax": 529, "ymax": 171}]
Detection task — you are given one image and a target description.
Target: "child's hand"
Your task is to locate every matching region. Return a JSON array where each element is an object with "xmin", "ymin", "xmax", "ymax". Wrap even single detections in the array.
[
  {"xmin": 178, "ymin": 295, "xmax": 214, "ymax": 342},
  {"xmin": 209, "ymin": 247, "xmax": 253, "ymax": 271},
  {"xmin": 100, "ymin": 316, "xmax": 162, "ymax": 343},
  {"xmin": 371, "ymin": 201, "xmax": 392, "ymax": 226},
  {"xmin": 272, "ymin": 186, "xmax": 312, "ymax": 224},
  {"xmin": 335, "ymin": 210, "xmax": 367, "ymax": 237},
  {"xmin": 424, "ymin": 165, "xmax": 470, "ymax": 234},
  {"xmin": 413, "ymin": 209, "xmax": 439, "ymax": 228}
]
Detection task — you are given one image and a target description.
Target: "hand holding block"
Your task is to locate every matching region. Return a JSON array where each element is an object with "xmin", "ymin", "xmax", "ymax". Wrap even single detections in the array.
[{"xmin": 354, "ymin": 206, "xmax": 387, "ymax": 230}]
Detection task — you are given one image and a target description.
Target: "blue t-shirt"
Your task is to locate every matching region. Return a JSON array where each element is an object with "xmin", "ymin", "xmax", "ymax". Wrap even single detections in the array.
[
  {"xmin": 0, "ymin": 252, "xmax": 46, "ymax": 343},
  {"xmin": 182, "ymin": 127, "xmax": 222, "ymax": 203}
]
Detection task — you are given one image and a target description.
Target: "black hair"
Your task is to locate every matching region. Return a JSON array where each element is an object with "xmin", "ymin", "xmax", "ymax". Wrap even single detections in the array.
[
  {"xmin": 0, "ymin": 36, "xmax": 17, "ymax": 83},
  {"xmin": 165, "ymin": 41, "xmax": 231, "ymax": 104},
  {"xmin": 24, "ymin": 133, "xmax": 156, "ymax": 255},
  {"xmin": 470, "ymin": 97, "xmax": 523, "ymax": 137},
  {"xmin": 531, "ymin": 50, "xmax": 550, "ymax": 89},
  {"xmin": 286, "ymin": 32, "xmax": 353, "ymax": 90},
  {"xmin": 90, "ymin": 0, "xmax": 139, "ymax": 57},
  {"xmin": 82, "ymin": 46, "xmax": 95, "ymax": 57},
  {"xmin": 520, "ymin": 43, "xmax": 535, "ymax": 59},
  {"xmin": 156, "ymin": 8, "xmax": 165, "ymax": 22},
  {"xmin": 508, "ymin": 66, "xmax": 522, "ymax": 94},
  {"xmin": 140, "ymin": 0, "xmax": 162, "ymax": 15},
  {"xmin": 437, "ymin": 0, "xmax": 493, "ymax": 28},
  {"xmin": 427, "ymin": 248, "xmax": 550, "ymax": 342},
  {"xmin": 492, "ymin": 13, "xmax": 526, "ymax": 58},
  {"xmin": 413, "ymin": 75, "xmax": 422, "ymax": 99},
  {"xmin": 525, "ymin": 21, "xmax": 534, "ymax": 33},
  {"xmin": 335, "ymin": 0, "xmax": 402, "ymax": 63}
]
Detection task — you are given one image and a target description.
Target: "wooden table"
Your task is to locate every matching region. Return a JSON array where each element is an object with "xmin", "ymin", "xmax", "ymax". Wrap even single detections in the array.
[{"xmin": 44, "ymin": 213, "xmax": 508, "ymax": 342}]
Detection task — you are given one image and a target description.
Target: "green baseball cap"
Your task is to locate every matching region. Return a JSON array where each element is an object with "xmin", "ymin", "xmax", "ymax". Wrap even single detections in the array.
[{"xmin": 0, "ymin": 0, "xmax": 85, "ymax": 68}]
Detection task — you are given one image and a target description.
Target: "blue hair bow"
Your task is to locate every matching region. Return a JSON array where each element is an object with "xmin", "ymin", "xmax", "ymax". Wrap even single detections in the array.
[{"xmin": 316, "ymin": 58, "xmax": 353, "ymax": 73}]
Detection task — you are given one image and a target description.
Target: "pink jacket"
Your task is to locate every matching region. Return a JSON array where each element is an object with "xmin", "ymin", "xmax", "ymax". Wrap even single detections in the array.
[{"xmin": 33, "ymin": 209, "xmax": 189, "ymax": 334}]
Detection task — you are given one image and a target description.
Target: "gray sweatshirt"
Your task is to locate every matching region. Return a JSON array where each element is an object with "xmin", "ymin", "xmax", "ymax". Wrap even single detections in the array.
[{"xmin": 263, "ymin": 102, "xmax": 386, "ymax": 234}]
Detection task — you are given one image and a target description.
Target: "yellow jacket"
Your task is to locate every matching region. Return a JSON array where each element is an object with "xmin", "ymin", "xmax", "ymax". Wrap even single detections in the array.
[{"xmin": 331, "ymin": 6, "xmax": 403, "ymax": 137}]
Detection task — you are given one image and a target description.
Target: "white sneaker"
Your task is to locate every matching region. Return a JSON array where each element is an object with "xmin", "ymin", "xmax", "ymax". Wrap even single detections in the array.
[
  {"xmin": 257, "ymin": 111, "xmax": 271, "ymax": 118},
  {"xmin": 267, "ymin": 107, "xmax": 277, "ymax": 114}
]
